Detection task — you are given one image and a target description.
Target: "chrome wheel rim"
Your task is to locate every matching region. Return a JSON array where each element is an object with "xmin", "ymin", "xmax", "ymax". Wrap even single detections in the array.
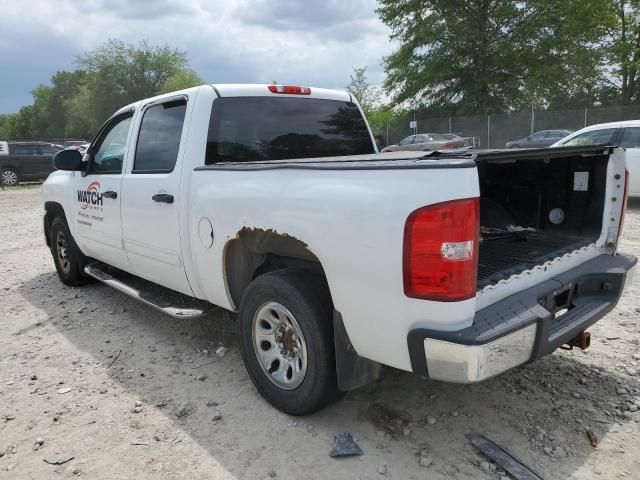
[
  {"xmin": 56, "ymin": 231, "xmax": 71, "ymax": 274},
  {"xmin": 2, "ymin": 170, "xmax": 17, "ymax": 186},
  {"xmin": 252, "ymin": 301, "xmax": 308, "ymax": 390}
]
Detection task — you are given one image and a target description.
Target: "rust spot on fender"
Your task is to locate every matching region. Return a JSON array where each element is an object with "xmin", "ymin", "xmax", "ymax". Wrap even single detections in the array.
[{"xmin": 235, "ymin": 226, "xmax": 309, "ymax": 249}]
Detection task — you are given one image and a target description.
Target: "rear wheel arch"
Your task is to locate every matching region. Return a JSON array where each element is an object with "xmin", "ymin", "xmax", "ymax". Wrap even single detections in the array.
[{"xmin": 223, "ymin": 228, "xmax": 331, "ymax": 309}]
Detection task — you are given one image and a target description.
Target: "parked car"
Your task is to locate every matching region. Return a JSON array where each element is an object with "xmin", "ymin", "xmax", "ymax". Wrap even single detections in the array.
[
  {"xmin": 63, "ymin": 140, "xmax": 89, "ymax": 150},
  {"xmin": 43, "ymin": 84, "xmax": 634, "ymax": 415},
  {"xmin": 382, "ymin": 133, "xmax": 467, "ymax": 152},
  {"xmin": 506, "ymin": 129, "xmax": 572, "ymax": 148},
  {"xmin": 550, "ymin": 120, "xmax": 640, "ymax": 197},
  {"xmin": 0, "ymin": 141, "xmax": 62, "ymax": 186}
]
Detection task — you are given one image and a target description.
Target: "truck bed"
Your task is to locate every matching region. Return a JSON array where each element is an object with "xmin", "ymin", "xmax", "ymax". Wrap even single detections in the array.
[
  {"xmin": 196, "ymin": 145, "xmax": 614, "ymax": 292},
  {"xmin": 478, "ymin": 232, "xmax": 593, "ymax": 289}
]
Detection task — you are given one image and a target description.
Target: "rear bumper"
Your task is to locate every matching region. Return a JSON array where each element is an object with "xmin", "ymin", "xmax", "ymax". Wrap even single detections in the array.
[{"xmin": 407, "ymin": 253, "xmax": 637, "ymax": 383}]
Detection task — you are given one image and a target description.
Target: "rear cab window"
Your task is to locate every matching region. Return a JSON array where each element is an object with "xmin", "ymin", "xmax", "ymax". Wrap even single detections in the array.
[{"xmin": 205, "ymin": 97, "xmax": 374, "ymax": 164}]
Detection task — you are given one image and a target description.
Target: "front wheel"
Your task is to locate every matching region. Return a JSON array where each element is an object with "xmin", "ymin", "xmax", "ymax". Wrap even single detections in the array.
[
  {"xmin": 50, "ymin": 216, "xmax": 91, "ymax": 287},
  {"xmin": 1, "ymin": 168, "xmax": 19, "ymax": 186},
  {"xmin": 238, "ymin": 268, "xmax": 341, "ymax": 415}
]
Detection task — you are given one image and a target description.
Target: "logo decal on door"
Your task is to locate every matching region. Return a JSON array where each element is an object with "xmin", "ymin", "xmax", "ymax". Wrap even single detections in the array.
[{"xmin": 77, "ymin": 181, "xmax": 103, "ymax": 210}]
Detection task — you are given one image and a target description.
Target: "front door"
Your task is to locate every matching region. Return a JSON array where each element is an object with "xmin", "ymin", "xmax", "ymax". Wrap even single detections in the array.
[
  {"xmin": 72, "ymin": 112, "xmax": 134, "ymax": 272},
  {"xmin": 37, "ymin": 144, "xmax": 60, "ymax": 178},
  {"xmin": 120, "ymin": 97, "xmax": 193, "ymax": 295}
]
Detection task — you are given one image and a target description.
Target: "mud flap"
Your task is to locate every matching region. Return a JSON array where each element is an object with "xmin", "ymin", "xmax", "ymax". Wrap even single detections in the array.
[{"xmin": 333, "ymin": 310, "xmax": 380, "ymax": 391}]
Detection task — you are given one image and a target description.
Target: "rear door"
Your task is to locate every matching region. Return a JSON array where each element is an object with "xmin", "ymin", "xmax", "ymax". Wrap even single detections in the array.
[
  {"xmin": 619, "ymin": 127, "xmax": 640, "ymax": 196},
  {"xmin": 409, "ymin": 134, "xmax": 427, "ymax": 150},
  {"xmin": 11, "ymin": 144, "xmax": 39, "ymax": 178},
  {"xmin": 120, "ymin": 96, "xmax": 193, "ymax": 295},
  {"xmin": 72, "ymin": 112, "xmax": 134, "ymax": 272}
]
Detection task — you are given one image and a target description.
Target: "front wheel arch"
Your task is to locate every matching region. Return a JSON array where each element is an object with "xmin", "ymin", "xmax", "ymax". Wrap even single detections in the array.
[{"xmin": 44, "ymin": 202, "xmax": 67, "ymax": 247}]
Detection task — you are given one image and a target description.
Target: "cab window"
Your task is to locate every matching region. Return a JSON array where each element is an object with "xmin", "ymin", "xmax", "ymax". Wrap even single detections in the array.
[
  {"xmin": 90, "ymin": 114, "xmax": 133, "ymax": 174},
  {"xmin": 205, "ymin": 97, "xmax": 374, "ymax": 163},
  {"xmin": 134, "ymin": 99, "xmax": 187, "ymax": 173},
  {"xmin": 562, "ymin": 128, "xmax": 617, "ymax": 147},
  {"xmin": 399, "ymin": 136, "xmax": 414, "ymax": 146},
  {"xmin": 620, "ymin": 127, "xmax": 640, "ymax": 148}
]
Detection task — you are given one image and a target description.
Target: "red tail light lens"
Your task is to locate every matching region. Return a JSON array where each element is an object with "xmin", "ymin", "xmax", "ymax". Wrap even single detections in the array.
[
  {"xmin": 403, "ymin": 198, "xmax": 479, "ymax": 301},
  {"xmin": 618, "ymin": 169, "xmax": 629, "ymax": 239},
  {"xmin": 267, "ymin": 85, "xmax": 312, "ymax": 95}
]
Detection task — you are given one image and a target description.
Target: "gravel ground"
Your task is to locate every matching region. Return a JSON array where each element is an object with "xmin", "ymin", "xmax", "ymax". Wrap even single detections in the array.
[{"xmin": 1, "ymin": 185, "xmax": 640, "ymax": 479}]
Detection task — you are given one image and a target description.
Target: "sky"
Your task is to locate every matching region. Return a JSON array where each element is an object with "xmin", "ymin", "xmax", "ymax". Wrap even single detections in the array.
[{"xmin": 0, "ymin": 0, "xmax": 393, "ymax": 114}]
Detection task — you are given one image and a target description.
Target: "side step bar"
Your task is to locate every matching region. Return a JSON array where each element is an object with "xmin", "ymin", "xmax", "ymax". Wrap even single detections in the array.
[{"xmin": 84, "ymin": 263, "xmax": 208, "ymax": 319}]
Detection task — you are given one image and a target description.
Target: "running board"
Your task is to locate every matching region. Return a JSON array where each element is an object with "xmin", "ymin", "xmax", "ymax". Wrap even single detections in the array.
[{"xmin": 84, "ymin": 263, "xmax": 207, "ymax": 319}]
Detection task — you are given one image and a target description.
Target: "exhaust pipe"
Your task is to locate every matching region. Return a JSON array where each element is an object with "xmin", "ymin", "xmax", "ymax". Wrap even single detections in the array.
[{"xmin": 565, "ymin": 331, "xmax": 591, "ymax": 350}]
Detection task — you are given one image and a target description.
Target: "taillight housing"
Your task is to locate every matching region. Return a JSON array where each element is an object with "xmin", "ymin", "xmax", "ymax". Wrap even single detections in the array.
[
  {"xmin": 267, "ymin": 85, "xmax": 311, "ymax": 95},
  {"xmin": 618, "ymin": 169, "xmax": 630, "ymax": 239},
  {"xmin": 403, "ymin": 198, "xmax": 479, "ymax": 301}
]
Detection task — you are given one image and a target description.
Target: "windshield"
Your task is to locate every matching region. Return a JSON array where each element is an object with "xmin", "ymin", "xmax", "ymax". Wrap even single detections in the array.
[{"xmin": 205, "ymin": 97, "xmax": 374, "ymax": 163}]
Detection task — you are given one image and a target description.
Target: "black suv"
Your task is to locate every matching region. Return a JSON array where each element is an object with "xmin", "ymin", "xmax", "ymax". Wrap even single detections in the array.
[{"xmin": 0, "ymin": 141, "xmax": 62, "ymax": 186}]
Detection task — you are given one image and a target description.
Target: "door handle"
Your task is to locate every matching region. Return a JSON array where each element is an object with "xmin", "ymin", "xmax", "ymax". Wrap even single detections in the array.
[
  {"xmin": 103, "ymin": 190, "xmax": 117, "ymax": 199},
  {"xmin": 152, "ymin": 193, "xmax": 174, "ymax": 204}
]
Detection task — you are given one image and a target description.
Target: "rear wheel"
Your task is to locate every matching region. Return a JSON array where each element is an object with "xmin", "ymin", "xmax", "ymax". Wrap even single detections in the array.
[
  {"xmin": 1, "ymin": 168, "xmax": 19, "ymax": 186},
  {"xmin": 50, "ymin": 216, "xmax": 91, "ymax": 287},
  {"xmin": 238, "ymin": 268, "xmax": 340, "ymax": 415}
]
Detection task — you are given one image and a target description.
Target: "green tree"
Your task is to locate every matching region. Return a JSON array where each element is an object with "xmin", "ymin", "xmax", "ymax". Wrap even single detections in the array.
[
  {"xmin": 345, "ymin": 66, "xmax": 380, "ymax": 115},
  {"xmin": 45, "ymin": 70, "xmax": 86, "ymax": 137},
  {"xmin": 0, "ymin": 114, "xmax": 9, "ymax": 139},
  {"xmin": 74, "ymin": 39, "xmax": 191, "ymax": 132},
  {"xmin": 0, "ymin": 40, "xmax": 203, "ymax": 140},
  {"xmin": 602, "ymin": 0, "xmax": 640, "ymax": 104},
  {"xmin": 159, "ymin": 69, "xmax": 204, "ymax": 94},
  {"xmin": 377, "ymin": 0, "xmax": 612, "ymax": 114}
]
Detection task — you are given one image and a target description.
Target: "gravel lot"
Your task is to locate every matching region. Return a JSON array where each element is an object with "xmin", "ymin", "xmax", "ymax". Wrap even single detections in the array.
[{"xmin": 1, "ymin": 185, "xmax": 640, "ymax": 479}]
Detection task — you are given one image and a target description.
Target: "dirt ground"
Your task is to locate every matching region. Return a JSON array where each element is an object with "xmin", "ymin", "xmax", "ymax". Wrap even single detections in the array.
[{"xmin": 1, "ymin": 185, "xmax": 640, "ymax": 480}]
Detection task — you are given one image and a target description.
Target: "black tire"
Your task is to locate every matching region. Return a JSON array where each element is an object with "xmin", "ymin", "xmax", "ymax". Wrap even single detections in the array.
[
  {"xmin": 238, "ymin": 268, "xmax": 341, "ymax": 415},
  {"xmin": 1, "ymin": 167, "xmax": 19, "ymax": 186},
  {"xmin": 50, "ymin": 216, "xmax": 91, "ymax": 287}
]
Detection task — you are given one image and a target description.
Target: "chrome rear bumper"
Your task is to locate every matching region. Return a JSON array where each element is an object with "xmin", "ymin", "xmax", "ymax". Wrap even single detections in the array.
[{"xmin": 407, "ymin": 253, "xmax": 636, "ymax": 383}]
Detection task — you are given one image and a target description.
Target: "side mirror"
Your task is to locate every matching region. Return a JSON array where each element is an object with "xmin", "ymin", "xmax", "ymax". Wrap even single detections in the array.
[{"xmin": 53, "ymin": 149, "xmax": 83, "ymax": 171}]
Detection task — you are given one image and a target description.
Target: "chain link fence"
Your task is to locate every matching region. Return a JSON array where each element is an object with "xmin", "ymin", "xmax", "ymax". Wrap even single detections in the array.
[{"xmin": 379, "ymin": 104, "xmax": 640, "ymax": 148}]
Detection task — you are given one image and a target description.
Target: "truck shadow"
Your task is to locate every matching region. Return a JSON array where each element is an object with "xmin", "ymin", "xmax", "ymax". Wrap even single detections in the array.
[{"xmin": 18, "ymin": 272, "xmax": 639, "ymax": 480}]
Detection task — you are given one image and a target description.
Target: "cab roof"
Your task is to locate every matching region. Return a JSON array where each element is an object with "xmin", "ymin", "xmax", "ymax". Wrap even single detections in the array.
[{"xmin": 211, "ymin": 84, "xmax": 352, "ymax": 102}]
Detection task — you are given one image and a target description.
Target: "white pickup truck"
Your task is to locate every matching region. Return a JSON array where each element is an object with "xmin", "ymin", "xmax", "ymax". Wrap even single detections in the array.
[{"xmin": 43, "ymin": 84, "xmax": 636, "ymax": 414}]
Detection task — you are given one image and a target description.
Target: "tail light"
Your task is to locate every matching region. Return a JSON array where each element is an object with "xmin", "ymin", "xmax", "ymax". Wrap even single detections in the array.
[
  {"xmin": 403, "ymin": 198, "xmax": 479, "ymax": 301},
  {"xmin": 267, "ymin": 85, "xmax": 311, "ymax": 95},
  {"xmin": 618, "ymin": 169, "xmax": 629, "ymax": 239}
]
